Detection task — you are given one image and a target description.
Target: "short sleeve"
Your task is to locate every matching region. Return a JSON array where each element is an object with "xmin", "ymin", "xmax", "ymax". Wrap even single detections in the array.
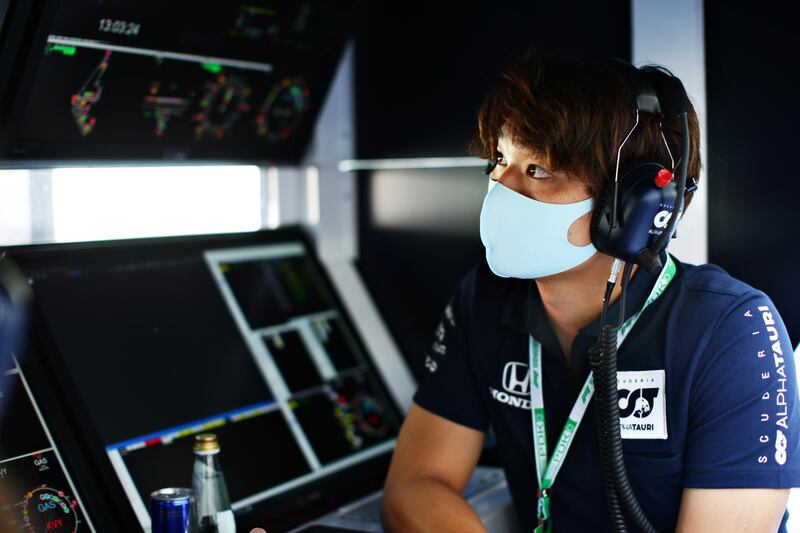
[
  {"xmin": 683, "ymin": 293, "xmax": 800, "ymax": 488},
  {"xmin": 413, "ymin": 282, "xmax": 490, "ymax": 432}
]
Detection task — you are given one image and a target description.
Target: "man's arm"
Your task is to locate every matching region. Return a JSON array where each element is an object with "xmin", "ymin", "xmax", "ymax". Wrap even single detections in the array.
[
  {"xmin": 676, "ymin": 488, "xmax": 789, "ymax": 532},
  {"xmin": 381, "ymin": 402, "xmax": 487, "ymax": 533}
]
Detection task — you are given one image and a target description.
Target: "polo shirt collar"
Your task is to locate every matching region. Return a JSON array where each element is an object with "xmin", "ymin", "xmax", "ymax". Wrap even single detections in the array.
[{"xmin": 501, "ymin": 261, "xmax": 660, "ymax": 343}]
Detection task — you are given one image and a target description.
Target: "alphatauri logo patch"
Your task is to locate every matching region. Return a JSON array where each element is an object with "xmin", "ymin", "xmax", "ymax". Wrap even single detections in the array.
[
  {"xmin": 653, "ymin": 209, "xmax": 673, "ymax": 229},
  {"xmin": 618, "ymin": 370, "xmax": 668, "ymax": 439}
]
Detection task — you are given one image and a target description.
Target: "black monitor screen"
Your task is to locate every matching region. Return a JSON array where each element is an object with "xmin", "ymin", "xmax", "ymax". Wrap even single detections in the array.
[
  {"xmin": 4, "ymin": 0, "xmax": 355, "ymax": 163},
  {"xmin": 10, "ymin": 230, "xmax": 401, "ymax": 530},
  {"xmin": 0, "ymin": 360, "xmax": 96, "ymax": 532}
]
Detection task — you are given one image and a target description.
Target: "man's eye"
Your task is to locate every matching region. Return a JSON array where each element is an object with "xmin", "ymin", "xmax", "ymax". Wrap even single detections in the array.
[
  {"xmin": 527, "ymin": 164, "xmax": 551, "ymax": 179},
  {"xmin": 483, "ymin": 152, "xmax": 505, "ymax": 175}
]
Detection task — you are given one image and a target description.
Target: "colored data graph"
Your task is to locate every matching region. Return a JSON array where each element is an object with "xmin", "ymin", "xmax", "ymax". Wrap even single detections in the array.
[
  {"xmin": 254, "ymin": 77, "xmax": 310, "ymax": 141},
  {"xmin": 49, "ymin": 41, "xmax": 313, "ymax": 145},
  {"xmin": 193, "ymin": 74, "xmax": 253, "ymax": 139},
  {"xmin": 70, "ymin": 50, "xmax": 111, "ymax": 137},
  {"xmin": 142, "ymin": 81, "xmax": 192, "ymax": 138},
  {"xmin": 19, "ymin": 484, "xmax": 81, "ymax": 533}
]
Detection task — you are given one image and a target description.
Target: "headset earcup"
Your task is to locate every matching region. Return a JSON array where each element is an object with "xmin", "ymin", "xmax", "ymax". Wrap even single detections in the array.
[{"xmin": 590, "ymin": 162, "xmax": 672, "ymax": 262}]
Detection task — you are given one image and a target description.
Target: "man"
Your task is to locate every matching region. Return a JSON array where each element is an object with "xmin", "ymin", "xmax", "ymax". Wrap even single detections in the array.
[{"xmin": 381, "ymin": 49, "xmax": 798, "ymax": 532}]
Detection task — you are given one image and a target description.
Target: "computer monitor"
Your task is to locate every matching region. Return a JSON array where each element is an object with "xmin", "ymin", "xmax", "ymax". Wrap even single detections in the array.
[
  {"xmin": 6, "ymin": 227, "xmax": 403, "ymax": 531},
  {"xmin": 2, "ymin": 0, "xmax": 356, "ymax": 164},
  {"xmin": 0, "ymin": 358, "xmax": 96, "ymax": 532}
]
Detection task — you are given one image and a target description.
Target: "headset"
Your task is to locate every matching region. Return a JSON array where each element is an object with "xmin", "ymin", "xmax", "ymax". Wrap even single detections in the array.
[
  {"xmin": 588, "ymin": 58, "xmax": 695, "ymax": 533},
  {"xmin": 590, "ymin": 58, "xmax": 696, "ymax": 271}
]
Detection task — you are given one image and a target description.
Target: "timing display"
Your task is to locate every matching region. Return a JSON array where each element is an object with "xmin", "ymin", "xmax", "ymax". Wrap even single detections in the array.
[
  {"xmin": 97, "ymin": 19, "xmax": 141, "ymax": 36},
  {"xmin": 6, "ymin": 0, "xmax": 355, "ymax": 162}
]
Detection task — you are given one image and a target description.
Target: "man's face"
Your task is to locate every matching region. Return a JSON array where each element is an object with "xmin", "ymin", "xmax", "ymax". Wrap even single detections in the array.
[{"xmin": 490, "ymin": 136, "xmax": 593, "ymax": 247}]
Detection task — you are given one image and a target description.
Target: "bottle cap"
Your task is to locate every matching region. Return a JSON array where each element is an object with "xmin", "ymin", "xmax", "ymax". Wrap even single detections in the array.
[{"xmin": 194, "ymin": 433, "xmax": 220, "ymax": 454}]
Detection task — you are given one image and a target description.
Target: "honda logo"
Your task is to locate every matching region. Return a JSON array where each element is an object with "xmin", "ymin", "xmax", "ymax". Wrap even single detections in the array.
[{"xmin": 502, "ymin": 362, "xmax": 530, "ymax": 395}]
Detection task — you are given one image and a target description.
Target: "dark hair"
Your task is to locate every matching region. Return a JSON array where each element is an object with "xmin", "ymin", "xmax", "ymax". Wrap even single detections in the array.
[{"xmin": 471, "ymin": 48, "xmax": 700, "ymax": 208}]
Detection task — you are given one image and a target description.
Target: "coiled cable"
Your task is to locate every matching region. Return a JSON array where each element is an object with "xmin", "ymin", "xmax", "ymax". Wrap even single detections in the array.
[{"xmin": 590, "ymin": 262, "xmax": 658, "ymax": 533}]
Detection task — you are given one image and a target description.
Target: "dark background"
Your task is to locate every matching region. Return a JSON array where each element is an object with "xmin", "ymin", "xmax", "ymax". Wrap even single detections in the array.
[
  {"xmin": 354, "ymin": 1, "xmax": 800, "ymax": 381},
  {"xmin": 704, "ymin": 3, "xmax": 799, "ymax": 350},
  {"xmin": 353, "ymin": 0, "xmax": 632, "ymax": 379}
]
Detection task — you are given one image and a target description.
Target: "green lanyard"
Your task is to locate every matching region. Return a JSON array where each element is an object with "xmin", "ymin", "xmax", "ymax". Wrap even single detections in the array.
[{"xmin": 530, "ymin": 255, "xmax": 676, "ymax": 533}]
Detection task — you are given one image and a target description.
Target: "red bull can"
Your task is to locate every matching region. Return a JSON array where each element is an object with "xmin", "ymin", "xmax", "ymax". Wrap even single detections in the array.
[{"xmin": 150, "ymin": 487, "xmax": 196, "ymax": 533}]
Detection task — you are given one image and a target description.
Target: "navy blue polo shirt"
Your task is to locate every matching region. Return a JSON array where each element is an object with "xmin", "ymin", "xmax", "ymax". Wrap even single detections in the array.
[{"xmin": 414, "ymin": 255, "xmax": 800, "ymax": 532}]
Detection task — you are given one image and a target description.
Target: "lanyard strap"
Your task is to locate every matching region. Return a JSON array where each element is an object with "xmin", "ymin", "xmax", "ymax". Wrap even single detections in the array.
[{"xmin": 530, "ymin": 255, "xmax": 676, "ymax": 531}]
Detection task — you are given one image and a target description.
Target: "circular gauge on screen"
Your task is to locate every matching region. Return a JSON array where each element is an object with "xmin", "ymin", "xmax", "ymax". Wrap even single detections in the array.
[
  {"xmin": 352, "ymin": 392, "xmax": 391, "ymax": 439},
  {"xmin": 254, "ymin": 77, "xmax": 311, "ymax": 141},
  {"xmin": 19, "ymin": 485, "xmax": 81, "ymax": 533},
  {"xmin": 193, "ymin": 74, "xmax": 252, "ymax": 139}
]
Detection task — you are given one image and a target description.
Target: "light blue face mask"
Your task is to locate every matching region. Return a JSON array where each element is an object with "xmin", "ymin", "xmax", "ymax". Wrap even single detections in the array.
[{"xmin": 479, "ymin": 180, "xmax": 597, "ymax": 279}]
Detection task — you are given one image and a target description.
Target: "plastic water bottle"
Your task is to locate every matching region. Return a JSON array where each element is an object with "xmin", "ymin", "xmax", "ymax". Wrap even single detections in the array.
[{"xmin": 192, "ymin": 434, "xmax": 236, "ymax": 533}]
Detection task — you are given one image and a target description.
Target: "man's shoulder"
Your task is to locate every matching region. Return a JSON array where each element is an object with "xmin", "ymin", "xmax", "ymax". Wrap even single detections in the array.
[
  {"xmin": 671, "ymin": 257, "xmax": 790, "ymax": 369},
  {"xmin": 673, "ymin": 258, "xmax": 767, "ymax": 314}
]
